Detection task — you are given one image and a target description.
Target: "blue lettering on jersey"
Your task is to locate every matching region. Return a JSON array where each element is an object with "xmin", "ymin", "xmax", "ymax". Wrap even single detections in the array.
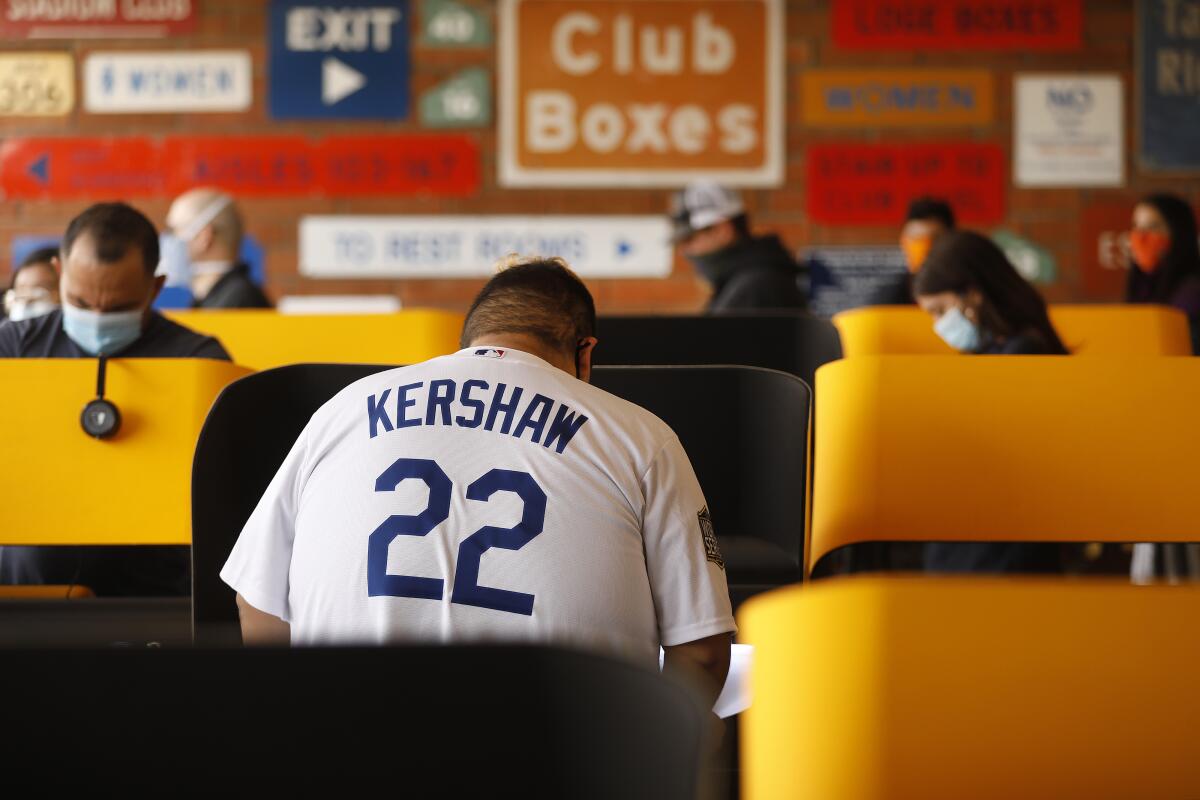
[
  {"xmin": 396, "ymin": 382, "xmax": 423, "ymax": 429},
  {"xmin": 455, "ymin": 379, "xmax": 488, "ymax": 428},
  {"xmin": 367, "ymin": 389, "xmax": 394, "ymax": 439},
  {"xmin": 484, "ymin": 383, "xmax": 524, "ymax": 434},
  {"xmin": 364, "ymin": 378, "xmax": 590, "ymax": 454},
  {"xmin": 425, "ymin": 379, "xmax": 456, "ymax": 426},
  {"xmin": 543, "ymin": 405, "xmax": 589, "ymax": 454}
]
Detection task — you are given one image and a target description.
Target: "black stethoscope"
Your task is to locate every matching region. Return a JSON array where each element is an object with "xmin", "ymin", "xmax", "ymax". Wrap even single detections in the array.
[{"xmin": 81, "ymin": 355, "xmax": 121, "ymax": 439}]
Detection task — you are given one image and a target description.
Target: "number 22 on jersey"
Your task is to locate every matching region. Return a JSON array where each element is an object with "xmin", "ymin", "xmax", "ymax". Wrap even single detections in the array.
[{"xmin": 366, "ymin": 457, "xmax": 546, "ymax": 616}]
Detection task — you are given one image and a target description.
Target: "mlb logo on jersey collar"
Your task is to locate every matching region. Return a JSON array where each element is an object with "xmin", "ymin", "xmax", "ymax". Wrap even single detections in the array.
[{"xmin": 473, "ymin": 348, "xmax": 506, "ymax": 358}]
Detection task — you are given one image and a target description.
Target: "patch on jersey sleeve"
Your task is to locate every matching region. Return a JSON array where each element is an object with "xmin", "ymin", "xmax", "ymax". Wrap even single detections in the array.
[
  {"xmin": 697, "ymin": 506, "xmax": 724, "ymax": 570},
  {"xmin": 473, "ymin": 348, "xmax": 506, "ymax": 359}
]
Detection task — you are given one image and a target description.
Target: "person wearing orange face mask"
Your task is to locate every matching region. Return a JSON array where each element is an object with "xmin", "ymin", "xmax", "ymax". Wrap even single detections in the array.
[
  {"xmin": 1126, "ymin": 194, "xmax": 1200, "ymax": 585},
  {"xmin": 900, "ymin": 197, "xmax": 956, "ymax": 274},
  {"xmin": 1125, "ymin": 193, "xmax": 1200, "ymax": 355}
]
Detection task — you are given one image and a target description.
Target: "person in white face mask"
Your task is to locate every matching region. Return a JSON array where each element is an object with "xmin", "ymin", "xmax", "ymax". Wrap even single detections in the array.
[
  {"xmin": 912, "ymin": 229, "xmax": 1071, "ymax": 577},
  {"xmin": 914, "ymin": 230, "xmax": 1068, "ymax": 357},
  {"xmin": 163, "ymin": 188, "xmax": 271, "ymax": 309},
  {"xmin": 3, "ymin": 247, "xmax": 60, "ymax": 322},
  {"xmin": 0, "ymin": 202, "xmax": 231, "ymax": 362},
  {"xmin": 0, "ymin": 202, "xmax": 231, "ymax": 597}
]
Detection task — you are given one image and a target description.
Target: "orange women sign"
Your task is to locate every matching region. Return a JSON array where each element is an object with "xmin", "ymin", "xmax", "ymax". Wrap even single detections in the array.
[{"xmin": 499, "ymin": 0, "xmax": 783, "ymax": 187}]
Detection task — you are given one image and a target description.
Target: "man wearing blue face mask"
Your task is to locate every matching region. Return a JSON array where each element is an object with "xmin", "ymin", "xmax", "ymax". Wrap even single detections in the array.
[
  {"xmin": 0, "ymin": 202, "xmax": 230, "ymax": 362},
  {"xmin": 0, "ymin": 202, "xmax": 230, "ymax": 596},
  {"xmin": 163, "ymin": 188, "xmax": 271, "ymax": 309}
]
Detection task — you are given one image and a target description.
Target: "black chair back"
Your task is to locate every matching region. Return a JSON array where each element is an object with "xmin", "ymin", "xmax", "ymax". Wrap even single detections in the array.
[
  {"xmin": 193, "ymin": 364, "xmax": 810, "ymax": 640},
  {"xmin": 592, "ymin": 367, "xmax": 810, "ymax": 606},
  {"xmin": 0, "ymin": 645, "xmax": 706, "ymax": 797},
  {"xmin": 594, "ymin": 312, "xmax": 842, "ymax": 390}
]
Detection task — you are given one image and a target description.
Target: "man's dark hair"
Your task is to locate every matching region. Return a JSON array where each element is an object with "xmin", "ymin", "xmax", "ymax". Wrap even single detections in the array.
[
  {"xmin": 914, "ymin": 230, "xmax": 1067, "ymax": 354},
  {"xmin": 9, "ymin": 245, "xmax": 59, "ymax": 289},
  {"xmin": 461, "ymin": 257, "xmax": 596, "ymax": 356},
  {"xmin": 905, "ymin": 197, "xmax": 956, "ymax": 229},
  {"xmin": 61, "ymin": 202, "xmax": 160, "ymax": 276}
]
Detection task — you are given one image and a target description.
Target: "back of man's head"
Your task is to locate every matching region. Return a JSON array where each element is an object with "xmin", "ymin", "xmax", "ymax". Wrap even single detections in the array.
[
  {"xmin": 168, "ymin": 187, "xmax": 243, "ymax": 255},
  {"xmin": 461, "ymin": 257, "xmax": 596, "ymax": 358},
  {"xmin": 62, "ymin": 202, "xmax": 160, "ymax": 276},
  {"xmin": 904, "ymin": 197, "xmax": 956, "ymax": 230}
]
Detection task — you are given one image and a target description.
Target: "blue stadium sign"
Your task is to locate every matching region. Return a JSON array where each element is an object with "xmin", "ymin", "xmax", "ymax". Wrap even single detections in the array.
[{"xmin": 268, "ymin": 1, "xmax": 411, "ymax": 120}]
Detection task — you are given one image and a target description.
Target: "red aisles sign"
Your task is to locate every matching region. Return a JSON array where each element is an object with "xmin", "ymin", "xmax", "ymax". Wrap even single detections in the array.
[
  {"xmin": 0, "ymin": 0, "xmax": 197, "ymax": 38},
  {"xmin": 807, "ymin": 142, "xmax": 1006, "ymax": 225},
  {"xmin": 832, "ymin": 0, "xmax": 1082, "ymax": 50},
  {"xmin": 0, "ymin": 137, "xmax": 160, "ymax": 199},
  {"xmin": 0, "ymin": 135, "xmax": 481, "ymax": 199}
]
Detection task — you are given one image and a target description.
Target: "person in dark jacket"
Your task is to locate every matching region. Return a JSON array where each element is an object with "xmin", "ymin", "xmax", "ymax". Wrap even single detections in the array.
[
  {"xmin": 670, "ymin": 181, "xmax": 807, "ymax": 311},
  {"xmin": 1124, "ymin": 193, "xmax": 1200, "ymax": 354},
  {"xmin": 1126, "ymin": 196, "xmax": 1200, "ymax": 581},
  {"xmin": 163, "ymin": 188, "xmax": 271, "ymax": 309},
  {"xmin": 0, "ymin": 202, "xmax": 231, "ymax": 597},
  {"xmin": 912, "ymin": 230, "xmax": 1068, "ymax": 575}
]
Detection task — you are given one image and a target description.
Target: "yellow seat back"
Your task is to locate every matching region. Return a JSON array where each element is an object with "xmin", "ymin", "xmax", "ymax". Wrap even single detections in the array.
[
  {"xmin": 739, "ymin": 577, "xmax": 1200, "ymax": 800},
  {"xmin": 0, "ymin": 359, "xmax": 251, "ymax": 545},
  {"xmin": 166, "ymin": 309, "xmax": 464, "ymax": 370},
  {"xmin": 810, "ymin": 355, "xmax": 1200, "ymax": 573},
  {"xmin": 833, "ymin": 304, "xmax": 1192, "ymax": 356}
]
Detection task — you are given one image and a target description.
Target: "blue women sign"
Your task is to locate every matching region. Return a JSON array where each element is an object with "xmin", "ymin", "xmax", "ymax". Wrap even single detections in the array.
[{"xmin": 1138, "ymin": 0, "xmax": 1200, "ymax": 172}]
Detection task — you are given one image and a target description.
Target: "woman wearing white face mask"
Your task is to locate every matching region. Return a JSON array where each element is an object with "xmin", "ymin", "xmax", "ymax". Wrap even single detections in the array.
[
  {"xmin": 2, "ymin": 247, "xmax": 60, "ymax": 322},
  {"xmin": 914, "ymin": 230, "xmax": 1068, "ymax": 357},
  {"xmin": 913, "ymin": 230, "xmax": 1069, "ymax": 576}
]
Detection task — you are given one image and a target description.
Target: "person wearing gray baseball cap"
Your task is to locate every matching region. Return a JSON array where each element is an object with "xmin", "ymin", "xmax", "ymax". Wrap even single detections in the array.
[{"xmin": 670, "ymin": 181, "xmax": 807, "ymax": 311}]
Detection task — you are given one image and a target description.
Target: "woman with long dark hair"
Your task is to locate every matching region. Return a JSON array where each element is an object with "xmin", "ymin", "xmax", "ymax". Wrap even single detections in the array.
[
  {"xmin": 1125, "ymin": 193, "xmax": 1200, "ymax": 354},
  {"xmin": 913, "ymin": 230, "xmax": 1068, "ymax": 356},
  {"xmin": 912, "ymin": 230, "xmax": 1067, "ymax": 575}
]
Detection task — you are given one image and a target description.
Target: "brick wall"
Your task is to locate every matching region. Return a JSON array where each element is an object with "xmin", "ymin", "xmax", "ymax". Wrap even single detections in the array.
[{"xmin": 0, "ymin": 0, "xmax": 1195, "ymax": 314}]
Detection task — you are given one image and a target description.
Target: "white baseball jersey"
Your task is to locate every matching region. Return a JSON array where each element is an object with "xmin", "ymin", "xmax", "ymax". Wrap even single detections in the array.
[{"xmin": 221, "ymin": 346, "xmax": 735, "ymax": 666}]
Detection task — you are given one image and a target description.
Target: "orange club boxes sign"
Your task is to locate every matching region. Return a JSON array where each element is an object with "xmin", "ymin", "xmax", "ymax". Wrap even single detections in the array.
[{"xmin": 499, "ymin": 0, "xmax": 784, "ymax": 187}]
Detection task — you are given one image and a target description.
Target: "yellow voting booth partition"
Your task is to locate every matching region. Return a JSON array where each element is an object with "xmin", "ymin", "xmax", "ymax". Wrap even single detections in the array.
[
  {"xmin": 833, "ymin": 304, "xmax": 1192, "ymax": 356},
  {"xmin": 166, "ymin": 310, "xmax": 465, "ymax": 370},
  {"xmin": 739, "ymin": 577, "xmax": 1200, "ymax": 800},
  {"xmin": 0, "ymin": 359, "xmax": 251, "ymax": 546},
  {"xmin": 810, "ymin": 355, "xmax": 1200, "ymax": 573}
]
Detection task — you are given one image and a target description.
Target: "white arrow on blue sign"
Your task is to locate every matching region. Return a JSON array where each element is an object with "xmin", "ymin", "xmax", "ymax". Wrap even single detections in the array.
[
  {"xmin": 269, "ymin": 1, "xmax": 410, "ymax": 120},
  {"xmin": 299, "ymin": 216, "xmax": 674, "ymax": 279}
]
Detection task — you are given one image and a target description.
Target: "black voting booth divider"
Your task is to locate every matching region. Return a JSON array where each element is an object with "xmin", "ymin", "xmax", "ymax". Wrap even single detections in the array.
[
  {"xmin": 0, "ymin": 644, "xmax": 707, "ymax": 796},
  {"xmin": 192, "ymin": 363, "xmax": 810, "ymax": 644},
  {"xmin": 593, "ymin": 312, "xmax": 842, "ymax": 390}
]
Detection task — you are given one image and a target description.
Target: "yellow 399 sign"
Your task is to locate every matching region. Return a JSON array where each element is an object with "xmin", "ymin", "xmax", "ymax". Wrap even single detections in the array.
[{"xmin": 0, "ymin": 53, "xmax": 74, "ymax": 116}]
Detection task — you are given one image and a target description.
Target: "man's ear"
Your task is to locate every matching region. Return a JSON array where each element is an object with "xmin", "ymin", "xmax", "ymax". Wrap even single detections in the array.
[
  {"xmin": 192, "ymin": 225, "xmax": 215, "ymax": 255},
  {"xmin": 576, "ymin": 336, "xmax": 598, "ymax": 383},
  {"xmin": 151, "ymin": 273, "xmax": 166, "ymax": 302}
]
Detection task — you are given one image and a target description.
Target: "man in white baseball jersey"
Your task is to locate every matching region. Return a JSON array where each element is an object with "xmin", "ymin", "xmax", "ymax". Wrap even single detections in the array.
[{"xmin": 222, "ymin": 257, "xmax": 734, "ymax": 695}]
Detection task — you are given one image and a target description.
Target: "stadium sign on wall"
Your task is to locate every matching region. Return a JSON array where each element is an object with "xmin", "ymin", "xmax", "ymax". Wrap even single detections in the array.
[
  {"xmin": 1014, "ymin": 74, "xmax": 1124, "ymax": 187},
  {"xmin": 832, "ymin": 0, "xmax": 1081, "ymax": 51},
  {"xmin": 0, "ymin": 0, "xmax": 197, "ymax": 38},
  {"xmin": 801, "ymin": 69, "xmax": 993, "ymax": 127},
  {"xmin": 498, "ymin": 0, "xmax": 784, "ymax": 187},
  {"xmin": 84, "ymin": 51, "xmax": 252, "ymax": 113},
  {"xmin": 807, "ymin": 142, "xmax": 1005, "ymax": 225},
  {"xmin": 0, "ymin": 53, "xmax": 73, "ymax": 116},
  {"xmin": 1138, "ymin": 0, "xmax": 1200, "ymax": 172},
  {"xmin": 0, "ymin": 134, "xmax": 479, "ymax": 199},
  {"xmin": 300, "ymin": 215, "xmax": 674, "ymax": 278}
]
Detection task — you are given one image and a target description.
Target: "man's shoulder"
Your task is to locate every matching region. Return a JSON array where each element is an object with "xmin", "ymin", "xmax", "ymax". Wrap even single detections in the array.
[
  {"xmin": 0, "ymin": 309, "xmax": 66, "ymax": 357},
  {"xmin": 144, "ymin": 313, "xmax": 231, "ymax": 360}
]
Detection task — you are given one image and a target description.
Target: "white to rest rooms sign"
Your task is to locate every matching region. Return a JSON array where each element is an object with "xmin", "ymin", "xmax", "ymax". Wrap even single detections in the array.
[{"xmin": 300, "ymin": 216, "xmax": 674, "ymax": 279}]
